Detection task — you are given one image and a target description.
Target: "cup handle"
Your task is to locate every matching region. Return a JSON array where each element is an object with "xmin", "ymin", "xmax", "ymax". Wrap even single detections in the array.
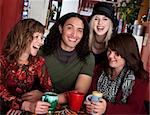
[{"xmin": 86, "ymin": 94, "xmax": 92, "ymax": 102}]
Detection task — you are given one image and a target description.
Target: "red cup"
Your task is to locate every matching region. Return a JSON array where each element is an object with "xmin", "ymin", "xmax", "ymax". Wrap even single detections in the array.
[{"xmin": 67, "ymin": 91, "xmax": 85, "ymax": 112}]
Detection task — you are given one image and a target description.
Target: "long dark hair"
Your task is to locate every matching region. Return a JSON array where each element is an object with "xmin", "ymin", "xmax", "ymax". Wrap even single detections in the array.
[
  {"xmin": 42, "ymin": 12, "xmax": 90, "ymax": 61},
  {"xmin": 108, "ymin": 33, "xmax": 148, "ymax": 80}
]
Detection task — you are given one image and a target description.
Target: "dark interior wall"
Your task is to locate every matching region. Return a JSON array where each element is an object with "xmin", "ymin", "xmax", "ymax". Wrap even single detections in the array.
[{"xmin": 0, "ymin": 0, "xmax": 23, "ymax": 54}]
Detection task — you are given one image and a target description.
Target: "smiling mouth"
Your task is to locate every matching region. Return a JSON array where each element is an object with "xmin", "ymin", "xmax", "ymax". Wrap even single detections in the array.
[
  {"xmin": 110, "ymin": 61, "xmax": 117, "ymax": 64},
  {"xmin": 33, "ymin": 46, "xmax": 39, "ymax": 50},
  {"xmin": 69, "ymin": 38, "xmax": 77, "ymax": 42},
  {"xmin": 97, "ymin": 26, "xmax": 105, "ymax": 30}
]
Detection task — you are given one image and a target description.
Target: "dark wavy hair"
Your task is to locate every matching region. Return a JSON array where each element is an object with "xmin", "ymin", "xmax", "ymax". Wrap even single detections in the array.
[
  {"xmin": 2, "ymin": 18, "xmax": 45, "ymax": 63},
  {"xmin": 108, "ymin": 33, "xmax": 148, "ymax": 80},
  {"xmin": 42, "ymin": 12, "xmax": 90, "ymax": 61}
]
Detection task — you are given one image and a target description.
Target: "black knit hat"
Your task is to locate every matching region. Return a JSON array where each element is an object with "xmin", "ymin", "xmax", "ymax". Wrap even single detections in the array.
[{"xmin": 90, "ymin": 2, "xmax": 116, "ymax": 26}]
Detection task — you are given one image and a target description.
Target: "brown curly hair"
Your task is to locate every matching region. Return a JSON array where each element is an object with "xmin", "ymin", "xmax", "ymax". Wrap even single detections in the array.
[{"xmin": 2, "ymin": 18, "xmax": 45, "ymax": 63}]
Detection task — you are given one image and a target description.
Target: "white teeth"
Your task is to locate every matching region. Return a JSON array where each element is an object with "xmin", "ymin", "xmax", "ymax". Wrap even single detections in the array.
[
  {"xmin": 69, "ymin": 38, "xmax": 76, "ymax": 42},
  {"xmin": 97, "ymin": 26, "xmax": 104, "ymax": 29}
]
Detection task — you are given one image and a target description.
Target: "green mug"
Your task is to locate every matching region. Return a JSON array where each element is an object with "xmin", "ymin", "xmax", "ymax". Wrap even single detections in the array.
[{"xmin": 41, "ymin": 92, "xmax": 58, "ymax": 113}]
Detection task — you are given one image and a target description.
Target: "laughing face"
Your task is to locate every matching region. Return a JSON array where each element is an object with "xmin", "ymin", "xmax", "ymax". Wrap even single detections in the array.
[
  {"xmin": 93, "ymin": 15, "xmax": 111, "ymax": 36},
  {"xmin": 25, "ymin": 32, "xmax": 45, "ymax": 57},
  {"xmin": 107, "ymin": 48, "xmax": 125, "ymax": 71},
  {"xmin": 59, "ymin": 17, "xmax": 84, "ymax": 52}
]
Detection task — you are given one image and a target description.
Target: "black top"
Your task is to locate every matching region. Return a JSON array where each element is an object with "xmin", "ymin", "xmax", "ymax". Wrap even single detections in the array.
[{"xmin": 93, "ymin": 50, "xmax": 108, "ymax": 66}]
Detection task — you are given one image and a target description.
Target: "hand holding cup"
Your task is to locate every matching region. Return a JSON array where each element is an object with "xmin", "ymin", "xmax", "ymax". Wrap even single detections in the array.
[
  {"xmin": 41, "ymin": 92, "xmax": 58, "ymax": 113},
  {"xmin": 86, "ymin": 91, "xmax": 103, "ymax": 114},
  {"xmin": 86, "ymin": 91, "xmax": 103, "ymax": 102}
]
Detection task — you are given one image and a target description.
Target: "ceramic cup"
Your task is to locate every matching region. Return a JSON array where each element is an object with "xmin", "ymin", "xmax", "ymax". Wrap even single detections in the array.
[
  {"xmin": 86, "ymin": 91, "xmax": 103, "ymax": 102},
  {"xmin": 67, "ymin": 91, "xmax": 85, "ymax": 112},
  {"xmin": 41, "ymin": 92, "xmax": 58, "ymax": 113},
  {"xmin": 86, "ymin": 91, "xmax": 103, "ymax": 114}
]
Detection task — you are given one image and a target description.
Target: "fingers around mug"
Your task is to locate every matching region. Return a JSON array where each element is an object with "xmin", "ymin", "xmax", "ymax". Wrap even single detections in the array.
[
  {"xmin": 100, "ymin": 98, "xmax": 107, "ymax": 109},
  {"xmin": 84, "ymin": 100, "xmax": 91, "ymax": 105},
  {"xmin": 37, "ymin": 106, "xmax": 49, "ymax": 114},
  {"xmin": 86, "ymin": 107, "xmax": 92, "ymax": 114},
  {"xmin": 93, "ymin": 104, "xmax": 106, "ymax": 115},
  {"xmin": 86, "ymin": 103, "xmax": 93, "ymax": 113},
  {"xmin": 6, "ymin": 109, "xmax": 22, "ymax": 115},
  {"xmin": 13, "ymin": 110, "xmax": 22, "ymax": 115},
  {"xmin": 34, "ymin": 101, "xmax": 49, "ymax": 114},
  {"xmin": 36, "ymin": 101, "xmax": 51, "ymax": 108},
  {"xmin": 6, "ymin": 109, "xmax": 13, "ymax": 115},
  {"xmin": 99, "ymin": 98, "xmax": 107, "ymax": 106}
]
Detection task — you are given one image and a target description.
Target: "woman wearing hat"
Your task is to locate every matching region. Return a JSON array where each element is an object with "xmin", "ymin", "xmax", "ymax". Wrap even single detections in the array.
[{"xmin": 88, "ymin": 2, "xmax": 117, "ymax": 66}]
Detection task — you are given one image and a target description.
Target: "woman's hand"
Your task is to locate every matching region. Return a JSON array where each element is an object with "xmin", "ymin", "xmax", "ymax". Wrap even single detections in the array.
[
  {"xmin": 22, "ymin": 90, "xmax": 43, "ymax": 102},
  {"xmin": 92, "ymin": 98, "xmax": 107, "ymax": 115},
  {"xmin": 22, "ymin": 101, "xmax": 50, "ymax": 114},
  {"xmin": 84, "ymin": 100, "xmax": 93, "ymax": 114},
  {"xmin": 84, "ymin": 98, "xmax": 107, "ymax": 115},
  {"xmin": 34, "ymin": 101, "xmax": 50, "ymax": 114}
]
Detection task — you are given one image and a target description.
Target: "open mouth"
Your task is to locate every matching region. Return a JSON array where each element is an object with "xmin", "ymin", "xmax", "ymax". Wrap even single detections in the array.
[
  {"xmin": 69, "ymin": 38, "xmax": 77, "ymax": 42},
  {"xmin": 97, "ymin": 26, "xmax": 104, "ymax": 31},
  {"xmin": 109, "ymin": 59, "xmax": 116, "ymax": 63},
  {"xmin": 33, "ymin": 46, "xmax": 39, "ymax": 50}
]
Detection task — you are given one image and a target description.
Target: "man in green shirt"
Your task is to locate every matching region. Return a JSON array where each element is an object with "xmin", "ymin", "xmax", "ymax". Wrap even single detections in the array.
[
  {"xmin": 42, "ymin": 12, "xmax": 95, "ymax": 104},
  {"xmin": 45, "ymin": 52, "xmax": 94, "ymax": 93}
]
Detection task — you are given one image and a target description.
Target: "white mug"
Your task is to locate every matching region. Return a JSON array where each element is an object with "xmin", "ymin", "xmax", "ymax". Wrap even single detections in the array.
[{"xmin": 86, "ymin": 91, "xmax": 103, "ymax": 114}]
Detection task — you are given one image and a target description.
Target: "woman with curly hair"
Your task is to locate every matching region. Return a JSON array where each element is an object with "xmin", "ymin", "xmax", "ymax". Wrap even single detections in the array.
[{"xmin": 0, "ymin": 19, "xmax": 53, "ymax": 114}]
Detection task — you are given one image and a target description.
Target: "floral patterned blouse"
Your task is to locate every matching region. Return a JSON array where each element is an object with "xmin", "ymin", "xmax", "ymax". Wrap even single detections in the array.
[{"xmin": 0, "ymin": 55, "xmax": 52, "ymax": 112}]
